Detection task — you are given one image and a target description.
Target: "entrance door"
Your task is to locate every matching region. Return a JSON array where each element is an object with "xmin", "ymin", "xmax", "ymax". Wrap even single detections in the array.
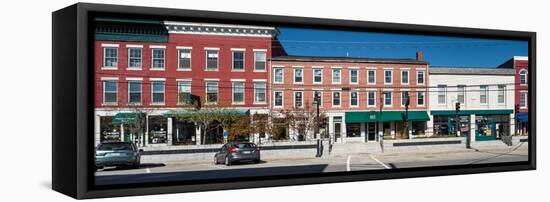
[
  {"xmin": 334, "ymin": 123, "xmax": 341, "ymax": 142},
  {"xmin": 367, "ymin": 122, "xmax": 376, "ymax": 142}
]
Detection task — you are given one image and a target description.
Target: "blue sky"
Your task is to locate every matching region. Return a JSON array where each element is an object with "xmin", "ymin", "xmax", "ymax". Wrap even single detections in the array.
[{"xmin": 277, "ymin": 27, "xmax": 528, "ymax": 67}]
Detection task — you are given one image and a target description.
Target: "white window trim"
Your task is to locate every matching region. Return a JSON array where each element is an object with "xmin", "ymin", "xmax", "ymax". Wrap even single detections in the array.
[
  {"xmin": 332, "ymin": 91, "xmax": 342, "ymax": 108},
  {"xmin": 149, "ymin": 45, "xmax": 166, "ymax": 49},
  {"xmin": 102, "ymin": 78, "xmax": 118, "ymax": 105},
  {"xmin": 350, "ymin": 91, "xmax": 359, "ymax": 108},
  {"xmin": 176, "ymin": 80, "xmax": 192, "ymax": 105},
  {"xmin": 253, "ymin": 81, "xmax": 267, "ymax": 104},
  {"xmin": 383, "ymin": 91, "xmax": 393, "ymax": 107},
  {"xmin": 519, "ymin": 69, "xmax": 528, "ymax": 86},
  {"xmin": 205, "ymin": 49, "xmax": 219, "ymax": 71},
  {"xmin": 232, "ymin": 81, "xmax": 245, "ymax": 105},
  {"xmin": 127, "ymin": 47, "xmax": 142, "ymax": 70},
  {"xmin": 205, "ymin": 81, "xmax": 219, "ymax": 105},
  {"xmin": 349, "ymin": 69, "xmax": 359, "ymax": 85},
  {"xmin": 253, "ymin": 51, "xmax": 267, "ymax": 72},
  {"xmin": 479, "ymin": 85, "xmax": 489, "ymax": 106},
  {"xmin": 367, "ymin": 69, "xmax": 376, "ymax": 85},
  {"xmin": 312, "ymin": 89, "xmax": 323, "ymax": 108},
  {"xmin": 150, "ymin": 48, "xmax": 166, "ymax": 71},
  {"xmin": 417, "ymin": 71, "xmax": 425, "ymax": 85},
  {"xmin": 273, "ymin": 91, "xmax": 284, "ymax": 108},
  {"xmin": 273, "ymin": 68, "xmax": 284, "ymax": 84},
  {"xmin": 150, "ymin": 80, "xmax": 165, "ymax": 105},
  {"xmin": 127, "ymin": 80, "xmax": 142, "ymax": 105},
  {"xmin": 204, "ymin": 47, "xmax": 220, "ymax": 50},
  {"xmin": 102, "ymin": 47, "xmax": 118, "ymax": 70},
  {"xmin": 367, "ymin": 91, "xmax": 376, "ymax": 107},
  {"xmin": 294, "ymin": 91, "xmax": 304, "ymax": 109},
  {"xmin": 101, "ymin": 43, "xmax": 119, "ymax": 48},
  {"xmin": 313, "ymin": 68, "xmax": 323, "ymax": 84},
  {"xmin": 417, "ymin": 91, "xmax": 425, "ymax": 107},
  {"xmin": 294, "ymin": 67, "xmax": 304, "ymax": 84},
  {"xmin": 401, "ymin": 70, "xmax": 409, "ymax": 85},
  {"xmin": 520, "ymin": 91, "xmax": 528, "ymax": 109},
  {"xmin": 384, "ymin": 70, "xmax": 393, "ymax": 85},
  {"xmin": 437, "ymin": 85, "xmax": 447, "ymax": 105},
  {"xmin": 232, "ymin": 50, "xmax": 245, "ymax": 72},
  {"xmin": 177, "ymin": 49, "xmax": 192, "ymax": 71},
  {"xmin": 332, "ymin": 69, "xmax": 342, "ymax": 84}
]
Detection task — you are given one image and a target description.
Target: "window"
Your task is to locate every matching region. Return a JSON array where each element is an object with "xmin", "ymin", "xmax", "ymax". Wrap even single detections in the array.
[
  {"xmin": 274, "ymin": 91, "xmax": 283, "ymax": 107},
  {"xmin": 437, "ymin": 85, "xmax": 446, "ymax": 104},
  {"xmin": 384, "ymin": 70, "xmax": 392, "ymax": 84},
  {"xmin": 457, "ymin": 85, "xmax": 466, "ymax": 104},
  {"xmin": 417, "ymin": 71, "xmax": 425, "ymax": 85},
  {"xmin": 401, "ymin": 70, "xmax": 409, "ymax": 84},
  {"xmin": 314, "ymin": 90, "xmax": 323, "ymax": 107},
  {"xmin": 103, "ymin": 47, "xmax": 118, "ymax": 67},
  {"xmin": 332, "ymin": 69, "xmax": 341, "ymax": 84},
  {"xmin": 103, "ymin": 80, "xmax": 117, "ymax": 104},
  {"xmin": 332, "ymin": 91, "xmax": 341, "ymax": 107},
  {"xmin": 254, "ymin": 51, "xmax": 266, "ymax": 71},
  {"xmin": 128, "ymin": 81, "xmax": 141, "ymax": 103},
  {"xmin": 177, "ymin": 80, "xmax": 191, "ymax": 104},
  {"xmin": 294, "ymin": 91, "xmax": 303, "ymax": 108},
  {"xmin": 178, "ymin": 49, "xmax": 191, "ymax": 70},
  {"xmin": 313, "ymin": 68, "xmax": 323, "ymax": 83},
  {"xmin": 480, "ymin": 85, "xmax": 488, "ymax": 104},
  {"xmin": 254, "ymin": 82, "xmax": 266, "ymax": 103},
  {"xmin": 519, "ymin": 69, "xmax": 528, "ymax": 85},
  {"xmin": 274, "ymin": 68, "xmax": 283, "ymax": 83},
  {"xmin": 498, "ymin": 85, "xmax": 505, "ymax": 104},
  {"xmin": 401, "ymin": 91, "xmax": 409, "ymax": 106},
  {"xmin": 350, "ymin": 91, "xmax": 359, "ymax": 107},
  {"xmin": 151, "ymin": 48, "xmax": 165, "ymax": 69},
  {"xmin": 417, "ymin": 91, "xmax": 425, "ymax": 106},
  {"xmin": 350, "ymin": 69, "xmax": 358, "ymax": 84},
  {"xmin": 367, "ymin": 70, "xmax": 376, "ymax": 84},
  {"xmin": 128, "ymin": 48, "xmax": 142, "ymax": 68},
  {"xmin": 232, "ymin": 50, "xmax": 244, "ymax": 70},
  {"xmin": 151, "ymin": 81, "xmax": 165, "ymax": 103},
  {"xmin": 520, "ymin": 91, "xmax": 528, "ymax": 108},
  {"xmin": 206, "ymin": 50, "xmax": 219, "ymax": 70},
  {"xmin": 383, "ymin": 91, "xmax": 392, "ymax": 106},
  {"xmin": 367, "ymin": 91, "xmax": 376, "ymax": 107},
  {"xmin": 232, "ymin": 81, "xmax": 245, "ymax": 104},
  {"xmin": 206, "ymin": 81, "xmax": 218, "ymax": 104},
  {"xmin": 294, "ymin": 68, "xmax": 303, "ymax": 83}
]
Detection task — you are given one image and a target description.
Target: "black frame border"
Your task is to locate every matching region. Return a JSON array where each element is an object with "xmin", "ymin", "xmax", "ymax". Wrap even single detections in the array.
[{"xmin": 52, "ymin": 3, "xmax": 536, "ymax": 199}]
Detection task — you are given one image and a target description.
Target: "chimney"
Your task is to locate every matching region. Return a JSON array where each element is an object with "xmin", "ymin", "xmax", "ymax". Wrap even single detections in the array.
[{"xmin": 416, "ymin": 51, "xmax": 423, "ymax": 61}]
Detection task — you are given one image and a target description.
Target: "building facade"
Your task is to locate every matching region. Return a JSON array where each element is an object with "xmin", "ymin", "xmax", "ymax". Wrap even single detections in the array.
[
  {"xmin": 498, "ymin": 56, "xmax": 529, "ymax": 135},
  {"xmin": 270, "ymin": 53, "xmax": 430, "ymax": 143},
  {"xmin": 93, "ymin": 18, "xmax": 279, "ymax": 146},
  {"xmin": 428, "ymin": 67, "xmax": 515, "ymax": 142}
]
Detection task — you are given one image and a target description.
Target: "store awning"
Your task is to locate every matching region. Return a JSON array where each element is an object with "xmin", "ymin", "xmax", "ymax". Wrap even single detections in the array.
[
  {"xmin": 164, "ymin": 108, "xmax": 250, "ymax": 118},
  {"xmin": 345, "ymin": 111, "xmax": 429, "ymax": 123},
  {"xmin": 517, "ymin": 112, "xmax": 529, "ymax": 123},
  {"xmin": 112, "ymin": 112, "xmax": 144, "ymax": 124},
  {"xmin": 430, "ymin": 109, "xmax": 513, "ymax": 116}
]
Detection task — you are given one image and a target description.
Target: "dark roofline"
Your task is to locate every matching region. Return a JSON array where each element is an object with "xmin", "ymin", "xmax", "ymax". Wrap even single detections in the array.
[
  {"xmin": 430, "ymin": 66, "xmax": 515, "ymax": 75},
  {"xmin": 271, "ymin": 55, "xmax": 429, "ymax": 65}
]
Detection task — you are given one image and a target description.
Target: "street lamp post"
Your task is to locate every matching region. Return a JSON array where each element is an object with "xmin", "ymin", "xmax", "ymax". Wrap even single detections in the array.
[{"xmin": 314, "ymin": 97, "xmax": 322, "ymax": 157}]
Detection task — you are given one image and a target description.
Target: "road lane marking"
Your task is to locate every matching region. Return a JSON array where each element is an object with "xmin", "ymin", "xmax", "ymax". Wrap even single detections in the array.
[
  {"xmin": 346, "ymin": 155, "xmax": 352, "ymax": 171},
  {"xmin": 145, "ymin": 168, "xmax": 151, "ymax": 173},
  {"xmin": 370, "ymin": 154, "xmax": 391, "ymax": 169}
]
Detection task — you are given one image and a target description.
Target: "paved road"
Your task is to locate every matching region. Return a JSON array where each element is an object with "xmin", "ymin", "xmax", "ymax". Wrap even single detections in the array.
[{"xmin": 95, "ymin": 143, "xmax": 528, "ymax": 186}]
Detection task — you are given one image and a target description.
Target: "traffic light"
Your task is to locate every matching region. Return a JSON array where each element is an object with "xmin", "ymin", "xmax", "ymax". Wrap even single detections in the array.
[
  {"xmin": 515, "ymin": 104, "xmax": 520, "ymax": 113},
  {"xmin": 455, "ymin": 102, "xmax": 461, "ymax": 113}
]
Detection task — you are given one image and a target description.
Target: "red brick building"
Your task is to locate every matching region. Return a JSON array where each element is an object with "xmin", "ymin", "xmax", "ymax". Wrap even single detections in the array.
[
  {"xmin": 93, "ymin": 18, "xmax": 279, "ymax": 146},
  {"xmin": 498, "ymin": 56, "xmax": 529, "ymax": 135},
  {"xmin": 270, "ymin": 53, "xmax": 430, "ymax": 143}
]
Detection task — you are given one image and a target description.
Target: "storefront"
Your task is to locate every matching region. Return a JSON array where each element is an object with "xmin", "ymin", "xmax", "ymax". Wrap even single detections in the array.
[
  {"xmin": 475, "ymin": 114, "xmax": 510, "ymax": 141},
  {"xmin": 345, "ymin": 111, "xmax": 430, "ymax": 141},
  {"xmin": 432, "ymin": 115, "xmax": 470, "ymax": 137},
  {"xmin": 148, "ymin": 115, "xmax": 168, "ymax": 144},
  {"xmin": 431, "ymin": 110, "xmax": 513, "ymax": 141},
  {"xmin": 172, "ymin": 119, "xmax": 196, "ymax": 145},
  {"xmin": 516, "ymin": 112, "xmax": 528, "ymax": 136},
  {"xmin": 100, "ymin": 116, "xmax": 121, "ymax": 142}
]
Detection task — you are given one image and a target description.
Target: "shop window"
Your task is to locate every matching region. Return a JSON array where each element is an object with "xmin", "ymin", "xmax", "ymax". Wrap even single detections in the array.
[
  {"xmin": 346, "ymin": 123, "xmax": 361, "ymax": 137},
  {"xmin": 100, "ymin": 116, "xmax": 120, "ymax": 142},
  {"xmin": 172, "ymin": 119, "xmax": 196, "ymax": 145},
  {"xmin": 148, "ymin": 116, "xmax": 167, "ymax": 144}
]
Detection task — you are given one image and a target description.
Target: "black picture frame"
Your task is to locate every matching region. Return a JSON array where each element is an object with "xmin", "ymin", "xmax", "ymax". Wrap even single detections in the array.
[{"xmin": 52, "ymin": 3, "xmax": 536, "ymax": 199}]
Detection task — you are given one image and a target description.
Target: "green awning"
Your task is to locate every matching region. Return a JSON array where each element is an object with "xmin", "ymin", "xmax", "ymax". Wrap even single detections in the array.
[
  {"xmin": 164, "ymin": 108, "xmax": 250, "ymax": 118},
  {"xmin": 430, "ymin": 109, "xmax": 513, "ymax": 116},
  {"xmin": 112, "ymin": 112, "xmax": 144, "ymax": 124},
  {"xmin": 345, "ymin": 111, "xmax": 429, "ymax": 123}
]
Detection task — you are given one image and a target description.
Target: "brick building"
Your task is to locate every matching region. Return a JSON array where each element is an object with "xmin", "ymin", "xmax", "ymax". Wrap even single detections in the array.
[{"xmin": 498, "ymin": 56, "xmax": 529, "ymax": 135}]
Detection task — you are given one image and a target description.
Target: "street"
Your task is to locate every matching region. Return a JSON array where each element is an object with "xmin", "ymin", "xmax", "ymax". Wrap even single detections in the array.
[{"xmin": 95, "ymin": 143, "xmax": 528, "ymax": 186}]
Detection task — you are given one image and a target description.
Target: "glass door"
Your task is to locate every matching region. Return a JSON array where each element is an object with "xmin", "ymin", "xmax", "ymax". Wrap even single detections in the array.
[{"xmin": 367, "ymin": 122, "xmax": 377, "ymax": 142}]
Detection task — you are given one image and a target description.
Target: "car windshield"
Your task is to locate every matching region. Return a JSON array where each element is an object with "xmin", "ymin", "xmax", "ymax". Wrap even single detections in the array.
[
  {"xmin": 97, "ymin": 143, "xmax": 133, "ymax": 151},
  {"xmin": 234, "ymin": 143, "xmax": 256, "ymax": 148}
]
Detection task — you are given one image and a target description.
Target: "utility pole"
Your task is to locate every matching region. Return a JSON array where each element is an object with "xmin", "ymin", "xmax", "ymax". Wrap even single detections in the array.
[
  {"xmin": 314, "ymin": 97, "xmax": 322, "ymax": 157},
  {"xmin": 379, "ymin": 90, "xmax": 384, "ymax": 153},
  {"xmin": 456, "ymin": 102, "xmax": 469, "ymax": 149},
  {"xmin": 403, "ymin": 92, "xmax": 410, "ymax": 139}
]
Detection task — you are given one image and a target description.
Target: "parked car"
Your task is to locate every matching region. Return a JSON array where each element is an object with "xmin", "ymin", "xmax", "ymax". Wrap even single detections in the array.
[
  {"xmin": 214, "ymin": 142, "xmax": 260, "ymax": 166},
  {"xmin": 95, "ymin": 142, "xmax": 142, "ymax": 170}
]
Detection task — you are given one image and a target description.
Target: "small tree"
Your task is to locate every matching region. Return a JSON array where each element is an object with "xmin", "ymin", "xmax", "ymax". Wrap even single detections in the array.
[{"xmin": 126, "ymin": 104, "xmax": 153, "ymax": 147}]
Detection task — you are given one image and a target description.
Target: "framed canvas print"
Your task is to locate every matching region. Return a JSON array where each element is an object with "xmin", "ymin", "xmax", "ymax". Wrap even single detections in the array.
[{"xmin": 52, "ymin": 3, "xmax": 536, "ymax": 199}]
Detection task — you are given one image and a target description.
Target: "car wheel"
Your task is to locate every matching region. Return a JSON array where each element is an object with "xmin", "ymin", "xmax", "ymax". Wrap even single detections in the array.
[
  {"xmin": 225, "ymin": 156, "xmax": 232, "ymax": 166},
  {"xmin": 254, "ymin": 159, "xmax": 260, "ymax": 164},
  {"xmin": 214, "ymin": 156, "xmax": 218, "ymax": 164}
]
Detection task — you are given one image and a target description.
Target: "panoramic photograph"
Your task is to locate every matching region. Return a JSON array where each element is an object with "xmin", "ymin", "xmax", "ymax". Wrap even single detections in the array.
[{"xmin": 92, "ymin": 17, "xmax": 529, "ymax": 186}]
